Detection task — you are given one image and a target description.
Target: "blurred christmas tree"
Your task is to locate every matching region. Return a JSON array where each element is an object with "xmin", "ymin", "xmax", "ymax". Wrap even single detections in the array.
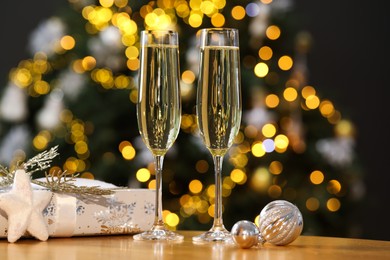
[{"xmin": 0, "ymin": 0, "xmax": 364, "ymax": 237}]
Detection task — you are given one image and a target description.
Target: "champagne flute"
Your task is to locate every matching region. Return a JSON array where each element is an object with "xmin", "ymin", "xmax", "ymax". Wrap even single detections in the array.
[
  {"xmin": 193, "ymin": 28, "xmax": 241, "ymax": 243},
  {"xmin": 134, "ymin": 30, "xmax": 183, "ymax": 241}
]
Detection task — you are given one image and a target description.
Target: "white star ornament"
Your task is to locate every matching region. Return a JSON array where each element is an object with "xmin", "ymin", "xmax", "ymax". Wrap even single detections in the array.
[{"xmin": 0, "ymin": 169, "xmax": 52, "ymax": 243}]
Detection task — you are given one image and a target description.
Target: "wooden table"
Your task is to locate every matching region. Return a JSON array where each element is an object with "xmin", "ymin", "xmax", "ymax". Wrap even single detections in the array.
[{"xmin": 1, "ymin": 231, "xmax": 390, "ymax": 259}]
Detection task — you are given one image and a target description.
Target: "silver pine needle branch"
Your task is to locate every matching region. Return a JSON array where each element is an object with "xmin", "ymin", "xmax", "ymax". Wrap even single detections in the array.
[
  {"xmin": 31, "ymin": 171, "xmax": 114, "ymax": 195},
  {"xmin": 1, "ymin": 145, "xmax": 116, "ymax": 195},
  {"xmin": 0, "ymin": 146, "xmax": 60, "ymax": 188},
  {"xmin": 23, "ymin": 145, "xmax": 60, "ymax": 175}
]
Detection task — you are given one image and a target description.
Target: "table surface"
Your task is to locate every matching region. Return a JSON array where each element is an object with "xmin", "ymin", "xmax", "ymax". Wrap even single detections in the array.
[{"xmin": 1, "ymin": 231, "xmax": 390, "ymax": 260}]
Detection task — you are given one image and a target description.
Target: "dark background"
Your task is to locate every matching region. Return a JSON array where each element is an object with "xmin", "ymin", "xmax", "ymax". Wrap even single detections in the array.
[{"xmin": 0, "ymin": 1, "xmax": 388, "ymax": 240}]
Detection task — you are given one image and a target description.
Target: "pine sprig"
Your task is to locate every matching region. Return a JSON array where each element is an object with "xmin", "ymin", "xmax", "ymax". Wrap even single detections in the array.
[
  {"xmin": 23, "ymin": 145, "xmax": 60, "ymax": 175},
  {"xmin": 32, "ymin": 171, "xmax": 114, "ymax": 195},
  {"xmin": 0, "ymin": 165, "xmax": 13, "ymax": 187},
  {"xmin": 0, "ymin": 146, "xmax": 115, "ymax": 195}
]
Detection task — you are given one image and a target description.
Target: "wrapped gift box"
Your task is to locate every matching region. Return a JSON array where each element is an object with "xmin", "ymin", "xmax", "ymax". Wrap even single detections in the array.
[{"xmin": 0, "ymin": 179, "xmax": 155, "ymax": 238}]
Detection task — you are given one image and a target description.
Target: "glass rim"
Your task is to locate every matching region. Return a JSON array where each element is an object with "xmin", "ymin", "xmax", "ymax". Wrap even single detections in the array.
[
  {"xmin": 141, "ymin": 29, "xmax": 178, "ymax": 35},
  {"xmin": 198, "ymin": 28, "xmax": 238, "ymax": 33},
  {"xmin": 140, "ymin": 30, "xmax": 179, "ymax": 46}
]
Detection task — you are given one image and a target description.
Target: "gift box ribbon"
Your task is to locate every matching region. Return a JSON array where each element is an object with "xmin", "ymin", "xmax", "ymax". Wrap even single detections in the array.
[{"xmin": 51, "ymin": 193, "xmax": 77, "ymax": 237}]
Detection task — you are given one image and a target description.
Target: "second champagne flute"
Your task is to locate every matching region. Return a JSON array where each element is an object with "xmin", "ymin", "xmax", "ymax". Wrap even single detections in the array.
[
  {"xmin": 134, "ymin": 30, "xmax": 183, "ymax": 241},
  {"xmin": 193, "ymin": 28, "xmax": 242, "ymax": 243}
]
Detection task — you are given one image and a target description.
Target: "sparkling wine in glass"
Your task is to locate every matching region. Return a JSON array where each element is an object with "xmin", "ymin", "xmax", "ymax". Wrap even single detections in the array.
[
  {"xmin": 193, "ymin": 28, "xmax": 242, "ymax": 243},
  {"xmin": 134, "ymin": 30, "xmax": 183, "ymax": 241}
]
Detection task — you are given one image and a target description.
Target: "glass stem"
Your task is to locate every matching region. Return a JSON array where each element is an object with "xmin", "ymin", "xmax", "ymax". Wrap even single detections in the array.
[
  {"xmin": 212, "ymin": 155, "xmax": 224, "ymax": 229},
  {"xmin": 154, "ymin": 154, "xmax": 165, "ymax": 229}
]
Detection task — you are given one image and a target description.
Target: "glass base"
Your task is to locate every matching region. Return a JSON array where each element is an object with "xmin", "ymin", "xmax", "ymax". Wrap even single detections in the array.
[
  {"xmin": 133, "ymin": 229, "xmax": 184, "ymax": 241},
  {"xmin": 192, "ymin": 227, "xmax": 233, "ymax": 243}
]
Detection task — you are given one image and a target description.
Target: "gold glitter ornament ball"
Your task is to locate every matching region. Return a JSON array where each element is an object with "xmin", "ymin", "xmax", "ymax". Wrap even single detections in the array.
[{"xmin": 257, "ymin": 200, "xmax": 303, "ymax": 246}]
